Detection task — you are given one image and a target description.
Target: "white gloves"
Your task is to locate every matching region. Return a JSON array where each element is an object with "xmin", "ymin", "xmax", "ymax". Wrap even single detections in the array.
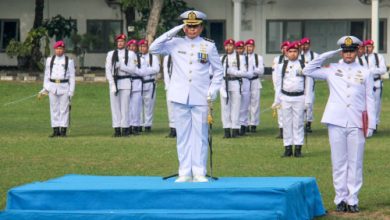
[
  {"xmin": 39, "ymin": 88, "xmax": 48, "ymax": 95},
  {"xmin": 167, "ymin": 24, "xmax": 185, "ymax": 39},
  {"xmin": 305, "ymin": 103, "xmax": 311, "ymax": 110},
  {"xmin": 109, "ymin": 82, "xmax": 117, "ymax": 93},
  {"xmin": 367, "ymin": 128, "xmax": 374, "ymax": 138},
  {"xmin": 68, "ymin": 91, "xmax": 74, "ymax": 97},
  {"xmin": 272, "ymin": 102, "xmax": 281, "ymax": 109}
]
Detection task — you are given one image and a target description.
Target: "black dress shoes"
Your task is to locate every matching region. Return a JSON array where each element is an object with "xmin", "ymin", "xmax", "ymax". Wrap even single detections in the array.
[
  {"xmin": 336, "ymin": 201, "xmax": 347, "ymax": 212},
  {"xmin": 347, "ymin": 204, "xmax": 359, "ymax": 213}
]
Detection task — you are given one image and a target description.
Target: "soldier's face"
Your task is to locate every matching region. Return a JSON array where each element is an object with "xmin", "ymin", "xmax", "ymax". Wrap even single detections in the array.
[
  {"xmin": 117, "ymin": 39, "xmax": 126, "ymax": 49},
  {"xmin": 246, "ymin": 45, "xmax": 254, "ymax": 54},
  {"xmin": 128, "ymin": 44, "xmax": 138, "ymax": 52},
  {"xmin": 236, "ymin": 47, "xmax": 244, "ymax": 55},
  {"xmin": 55, "ymin": 47, "xmax": 64, "ymax": 57},
  {"xmin": 183, "ymin": 24, "xmax": 203, "ymax": 39},
  {"xmin": 281, "ymin": 46, "xmax": 288, "ymax": 55},
  {"xmin": 366, "ymin": 45, "xmax": 374, "ymax": 54},
  {"xmin": 341, "ymin": 50, "xmax": 358, "ymax": 64},
  {"xmin": 301, "ymin": 43, "xmax": 310, "ymax": 52},
  {"xmin": 358, "ymin": 46, "xmax": 365, "ymax": 57},
  {"xmin": 139, "ymin": 44, "xmax": 149, "ymax": 54},
  {"xmin": 224, "ymin": 44, "xmax": 234, "ymax": 54},
  {"xmin": 287, "ymin": 49, "xmax": 299, "ymax": 61}
]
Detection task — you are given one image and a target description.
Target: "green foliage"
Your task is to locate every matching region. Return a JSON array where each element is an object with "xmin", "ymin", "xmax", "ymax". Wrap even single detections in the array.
[
  {"xmin": 43, "ymin": 15, "xmax": 77, "ymax": 41},
  {"xmin": 121, "ymin": 0, "xmax": 150, "ymax": 10}
]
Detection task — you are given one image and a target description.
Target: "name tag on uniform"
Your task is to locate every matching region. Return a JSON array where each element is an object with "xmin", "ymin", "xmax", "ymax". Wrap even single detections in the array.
[
  {"xmin": 178, "ymin": 51, "xmax": 186, "ymax": 54},
  {"xmin": 335, "ymin": 69, "xmax": 343, "ymax": 77}
]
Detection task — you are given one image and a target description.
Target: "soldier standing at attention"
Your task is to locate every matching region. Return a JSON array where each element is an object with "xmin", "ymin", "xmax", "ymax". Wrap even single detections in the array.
[
  {"xmin": 272, "ymin": 41, "xmax": 290, "ymax": 138},
  {"xmin": 364, "ymin": 39, "xmax": 387, "ymax": 133},
  {"xmin": 273, "ymin": 41, "xmax": 311, "ymax": 158},
  {"xmin": 300, "ymin": 37, "xmax": 318, "ymax": 133},
  {"xmin": 105, "ymin": 34, "xmax": 137, "ymax": 137},
  {"xmin": 150, "ymin": 10, "xmax": 223, "ymax": 182},
  {"xmin": 245, "ymin": 39, "xmax": 264, "ymax": 133},
  {"xmin": 127, "ymin": 39, "xmax": 138, "ymax": 53},
  {"xmin": 303, "ymin": 36, "xmax": 375, "ymax": 213},
  {"xmin": 137, "ymin": 39, "xmax": 160, "ymax": 132},
  {"xmin": 41, "ymin": 40, "xmax": 75, "ymax": 137}
]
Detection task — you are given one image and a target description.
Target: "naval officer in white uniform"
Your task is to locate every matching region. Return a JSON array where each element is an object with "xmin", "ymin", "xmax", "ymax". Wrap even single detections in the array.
[
  {"xmin": 149, "ymin": 10, "xmax": 223, "ymax": 183},
  {"xmin": 42, "ymin": 40, "xmax": 75, "ymax": 137},
  {"xmin": 303, "ymin": 36, "xmax": 375, "ymax": 213}
]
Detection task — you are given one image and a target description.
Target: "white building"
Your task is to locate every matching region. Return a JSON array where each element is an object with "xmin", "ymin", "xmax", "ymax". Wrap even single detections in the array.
[{"xmin": 0, "ymin": 0, "xmax": 388, "ymax": 69}]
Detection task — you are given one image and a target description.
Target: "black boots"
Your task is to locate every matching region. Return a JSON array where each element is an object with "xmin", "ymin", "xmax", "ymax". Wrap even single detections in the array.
[
  {"xmin": 60, "ymin": 127, "xmax": 67, "ymax": 137},
  {"xmin": 113, "ymin": 127, "xmax": 121, "ymax": 137},
  {"xmin": 167, "ymin": 127, "xmax": 176, "ymax": 138},
  {"xmin": 122, "ymin": 127, "xmax": 130, "ymax": 137},
  {"xmin": 276, "ymin": 128, "xmax": 283, "ymax": 139},
  {"xmin": 49, "ymin": 127, "xmax": 60, "ymax": 137},
  {"xmin": 282, "ymin": 145, "xmax": 293, "ymax": 157},
  {"xmin": 144, "ymin": 126, "xmax": 151, "ymax": 132},
  {"xmin": 232, "ymin": 129, "xmax": 240, "ymax": 138},
  {"xmin": 223, "ymin": 128, "xmax": 231, "ymax": 138},
  {"xmin": 245, "ymin": 126, "xmax": 250, "ymax": 132},
  {"xmin": 250, "ymin": 126, "xmax": 256, "ymax": 133},
  {"xmin": 239, "ymin": 125, "xmax": 246, "ymax": 136},
  {"xmin": 305, "ymin": 122, "xmax": 312, "ymax": 133},
  {"xmin": 294, "ymin": 145, "xmax": 303, "ymax": 157},
  {"xmin": 336, "ymin": 201, "xmax": 347, "ymax": 212}
]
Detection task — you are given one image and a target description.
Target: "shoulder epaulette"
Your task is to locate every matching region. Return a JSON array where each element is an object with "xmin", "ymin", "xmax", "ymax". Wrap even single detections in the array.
[{"xmin": 203, "ymin": 37, "xmax": 214, "ymax": 43}]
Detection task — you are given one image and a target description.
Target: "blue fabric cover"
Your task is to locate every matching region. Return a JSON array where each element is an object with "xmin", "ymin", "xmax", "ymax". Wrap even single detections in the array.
[{"xmin": 1, "ymin": 175, "xmax": 326, "ymax": 220}]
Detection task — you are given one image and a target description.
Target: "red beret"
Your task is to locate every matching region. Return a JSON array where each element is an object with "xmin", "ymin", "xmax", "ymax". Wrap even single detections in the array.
[
  {"xmin": 363, "ymin": 39, "xmax": 374, "ymax": 46},
  {"xmin": 115, "ymin": 34, "xmax": 127, "ymax": 41},
  {"xmin": 280, "ymin": 41, "xmax": 290, "ymax": 49},
  {"xmin": 224, "ymin": 38, "xmax": 235, "ymax": 46},
  {"xmin": 245, "ymin": 39, "xmax": 255, "ymax": 46},
  {"xmin": 53, "ymin": 40, "xmax": 65, "ymax": 49},
  {"xmin": 300, "ymin": 37, "xmax": 310, "ymax": 45},
  {"xmin": 138, "ymin": 39, "xmax": 148, "ymax": 46},
  {"xmin": 235, "ymin": 40, "xmax": 245, "ymax": 48},
  {"xmin": 126, "ymin": 39, "xmax": 138, "ymax": 47},
  {"xmin": 286, "ymin": 41, "xmax": 300, "ymax": 51}
]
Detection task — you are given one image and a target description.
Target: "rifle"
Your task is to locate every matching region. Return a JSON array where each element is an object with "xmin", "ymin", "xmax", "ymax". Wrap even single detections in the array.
[
  {"xmin": 112, "ymin": 50, "xmax": 119, "ymax": 96},
  {"xmin": 68, "ymin": 97, "xmax": 72, "ymax": 134}
]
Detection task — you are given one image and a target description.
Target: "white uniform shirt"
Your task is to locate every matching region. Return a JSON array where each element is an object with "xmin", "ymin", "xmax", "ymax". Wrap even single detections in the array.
[
  {"xmin": 304, "ymin": 50, "xmax": 376, "ymax": 129},
  {"xmin": 247, "ymin": 53, "xmax": 264, "ymax": 89},
  {"xmin": 137, "ymin": 53, "xmax": 160, "ymax": 91},
  {"xmin": 105, "ymin": 49, "xmax": 137, "ymax": 90},
  {"xmin": 272, "ymin": 55, "xmax": 287, "ymax": 89},
  {"xmin": 43, "ymin": 55, "xmax": 75, "ymax": 95},
  {"xmin": 365, "ymin": 52, "xmax": 387, "ymax": 88},
  {"xmin": 149, "ymin": 25, "xmax": 223, "ymax": 106}
]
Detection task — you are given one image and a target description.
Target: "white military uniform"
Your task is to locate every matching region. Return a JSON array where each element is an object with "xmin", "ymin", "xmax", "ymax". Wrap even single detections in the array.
[
  {"xmin": 105, "ymin": 48, "xmax": 137, "ymax": 128},
  {"xmin": 247, "ymin": 53, "xmax": 264, "ymax": 127},
  {"xmin": 300, "ymin": 50, "xmax": 318, "ymax": 123},
  {"xmin": 365, "ymin": 52, "xmax": 386, "ymax": 126},
  {"xmin": 274, "ymin": 59, "xmax": 311, "ymax": 147},
  {"xmin": 304, "ymin": 46, "xmax": 375, "ymax": 206},
  {"xmin": 43, "ymin": 55, "xmax": 75, "ymax": 128},
  {"xmin": 163, "ymin": 55, "xmax": 175, "ymax": 129},
  {"xmin": 272, "ymin": 55, "xmax": 286, "ymax": 129},
  {"xmin": 220, "ymin": 52, "xmax": 252, "ymax": 130},
  {"xmin": 150, "ymin": 24, "xmax": 223, "ymax": 178},
  {"xmin": 238, "ymin": 54, "xmax": 253, "ymax": 131},
  {"xmin": 138, "ymin": 52, "xmax": 160, "ymax": 128}
]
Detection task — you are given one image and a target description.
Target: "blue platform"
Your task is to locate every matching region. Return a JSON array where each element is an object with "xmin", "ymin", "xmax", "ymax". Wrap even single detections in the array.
[{"xmin": 0, "ymin": 175, "xmax": 326, "ymax": 220}]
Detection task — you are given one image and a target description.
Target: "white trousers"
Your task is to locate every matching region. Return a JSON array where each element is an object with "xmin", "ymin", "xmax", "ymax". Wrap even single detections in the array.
[
  {"xmin": 306, "ymin": 91, "xmax": 315, "ymax": 122},
  {"xmin": 49, "ymin": 92, "xmax": 70, "ymax": 127},
  {"xmin": 173, "ymin": 102, "xmax": 208, "ymax": 177},
  {"xmin": 328, "ymin": 124, "xmax": 365, "ymax": 206},
  {"xmin": 239, "ymin": 91, "xmax": 250, "ymax": 126},
  {"xmin": 281, "ymin": 99, "xmax": 305, "ymax": 146},
  {"xmin": 249, "ymin": 88, "xmax": 261, "ymax": 126},
  {"xmin": 110, "ymin": 89, "xmax": 130, "ymax": 128},
  {"xmin": 221, "ymin": 91, "xmax": 241, "ymax": 129},
  {"xmin": 277, "ymin": 109, "xmax": 283, "ymax": 128},
  {"xmin": 129, "ymin": 91, "xmax": 142, "ymax": 126},
  {"xmin": 166, "ymin": 91, "xmax": 175, "ymax": 128},
  {"xmin": 141, "ymin": 88, "xmax": 156, "ymax": 127},
  {"xmin": 374, "ymin": 86, "xmax": 382, "ymax": 125}
]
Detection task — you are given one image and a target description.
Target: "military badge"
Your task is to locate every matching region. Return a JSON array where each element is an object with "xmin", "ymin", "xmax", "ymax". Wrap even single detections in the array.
[
  {"xmin": 345, "ymin": 37, "xmax": 353, "ymax": 47},
  {"xmin": 198, "ymin": 52, "xmax": 208, "ymax": 64}
]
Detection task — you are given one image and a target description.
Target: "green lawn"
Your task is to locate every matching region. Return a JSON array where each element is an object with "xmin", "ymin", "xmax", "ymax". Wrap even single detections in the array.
[{"xmin": 1, "ymin": 79, "xmax": 389, "ymax": 219}]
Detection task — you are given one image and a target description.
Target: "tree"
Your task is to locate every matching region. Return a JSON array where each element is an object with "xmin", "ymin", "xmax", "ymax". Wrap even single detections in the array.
[
  {"xmin": 145, "ymin": 0, "xmax": 164, "ymax": 42},
  {"xmin": 43, "ymin": 15, "xmax": 77, "ymax": 41},
  {"xmin": 29, "ymin": 0, "xmax": 45, "ymax": 71}
]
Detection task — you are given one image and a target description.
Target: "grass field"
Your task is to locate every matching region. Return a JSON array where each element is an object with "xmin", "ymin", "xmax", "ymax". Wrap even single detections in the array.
[{"xmin": 1, "ymin": 79, "xmax": 390, "ymax": 219}]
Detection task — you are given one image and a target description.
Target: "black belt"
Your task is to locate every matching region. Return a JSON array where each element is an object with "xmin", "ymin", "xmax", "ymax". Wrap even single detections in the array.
[
  {"xmin": 281, "ymin": 90, "xmax": 304, "ymax": 96},
  {"xmin": 249, "ymin": 76, "xmax": 259, "ymax": 81},
  {"xmin": 50, "ymin": 79, "xmax": 69, "ymax": 83},
  {"xmin": 115, "ymin": 75, "xmax": 131, "ymax": 80},
  {"xmin": 141, "ymin": 79, "xmax": 156, "ymax": 98},
  {"xmin": 223, "ymin": 76, "xmax": 241, "ymax": 81},
  {"xmin": 374, "ymin": 76, "xmax": 381, "ymax": 81},
  {"xmin": 131, "ymin": 76, "xmax": 143, "ymax": 80}
]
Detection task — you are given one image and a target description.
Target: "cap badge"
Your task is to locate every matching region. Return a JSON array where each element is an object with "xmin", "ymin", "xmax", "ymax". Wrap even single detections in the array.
[
  {"xmin": 345, "ymin": 37, "xmax": 353, "ymax": 47},
  {"xmin": 188, "ymin": 12, "xmax": 196, "ymax": 20}
]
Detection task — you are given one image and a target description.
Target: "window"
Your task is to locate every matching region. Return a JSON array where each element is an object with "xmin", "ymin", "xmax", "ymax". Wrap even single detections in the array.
[
  {"xmin": 0, "ymin": 19, "xmax": 19, "ymax": 52},
  {"xmin": 266, "ymin": 19, "xmax": 387, "ymax": 54},
  {"xmin": 201, "ymin": 20, "xmax": 226, "ymax": 53},
  {"xmin": 86, "ymin": 20, "xmax": 122, "ymax": 53}
]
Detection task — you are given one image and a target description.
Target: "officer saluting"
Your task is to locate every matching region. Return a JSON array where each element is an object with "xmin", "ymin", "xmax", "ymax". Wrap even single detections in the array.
[
  {"xmin": 42, "ymin": 40, "xmax": 75, "ymax": 137},
  {"xmin": 303, "ymin": 36, "xmax": 375, "ymax": 213},
  {"xmin": 150, "ymin": 10, "xmax": 223, "ymax": 182},
  {"xmin": 105, "ymin": 34, "xmax": 137, "ymax": 137}
]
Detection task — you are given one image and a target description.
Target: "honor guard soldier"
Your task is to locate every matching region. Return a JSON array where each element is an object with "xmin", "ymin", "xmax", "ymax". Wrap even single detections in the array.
[
  {"xmin": 105, "ymin": 34, "xmax": 137, "ymax": 137},
  {"xmin": 150, "ymin": 10, "xmax": 223, "ymax": 182},
  {"xmin": 364, "ymin": 39, "xmax": 387, "ymax": 133},
  {"xmin": 220, "ymin": 39, "xmax": 252, "ymax": 138},
  {"xmin": 356, "ymin": 43, "xmax": 368, "ymax": 68},
  {"xmin": 273, "ymin": 41, "xmax": 312, "ymax": 157},
  {"xmin": 127, "ymin": 39, "xmax": 138, "ymax": 53},
  {"xmin": 42, "ymin": 40, "xmax": 75, "ymax": 137},
  {"xmin": 245, "ymin": 39, "xmax": 264, "ymax": 132},
  {"xmin": 303, "ymin": 36, "xmax": 375, "ymax": 213},
  {"xmin": 163, "ymin": 54, "xmax": 176, "ymax": 137},
  {"xmin": 300, "ymin": 37, "xmax": 318, "ymax": 133},
  {"xmin": 137, "ymin": 39, "xmax": 160, "ymax": 132},
  {"xmin": 235, "ymin": 40, "xmax": 253, "ymax": 135}
]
